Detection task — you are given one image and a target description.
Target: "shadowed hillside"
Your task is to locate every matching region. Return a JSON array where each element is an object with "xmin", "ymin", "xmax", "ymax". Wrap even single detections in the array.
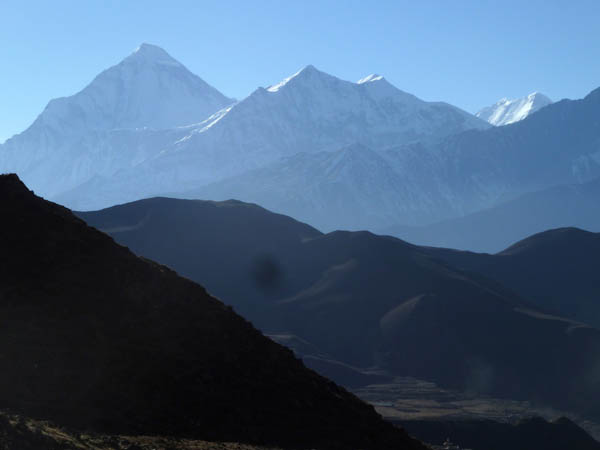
[
  {"xmin": 424, "ymin": 227, "xmax": 600, "ymax": 328},
  {"xmin": 0, "ymin": 174, "xmax": 425, "ymax": 450},
  {"xmin": 78, "ymin": 197, "xmax": 600, "ymax": 420}
]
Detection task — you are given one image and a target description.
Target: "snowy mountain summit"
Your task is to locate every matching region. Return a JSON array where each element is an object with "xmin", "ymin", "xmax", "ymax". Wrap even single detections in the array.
[
  {"xmin": 0, "ymin": 44, "xmax": 234, "ymax": 196},
  {"xmin": 1, "ymin": 45, "xmax": 491, "ymax": 226},
  {"xmin": 52, "ymin": 63, "xmax": 490, "ymax": 210},
  {"xmin": 38, "ymin": 42, "xmax": 235, "ymax": 131},
  {"xmin": 476, "ymin": 92, "xmax": 552, "ymax": 126}
]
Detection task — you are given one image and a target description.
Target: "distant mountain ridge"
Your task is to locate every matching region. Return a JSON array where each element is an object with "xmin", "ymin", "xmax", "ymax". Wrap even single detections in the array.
[
  {"xmin": 476, "ymin": 92, "xmax": 552, "ymax": 126},
  {"xmin": 4, "ymin": 43, "xmax": 600, "ymax": 243},
  {"xmin": 398, "ymin": 87, "xmax": 600, "ymax": 221},
  {"xmin": 423, "ymin": 227, "xmax": 600, "ymax": 329},
  {"xmin": 78, "ymin": 195, "xmax": 600, "ymax": 421},
  {"xmin": 51, "ymin": 60, "xmax": 489, "ymax": 212},
  {"xmin": 382, "ymin": 176, "xmax": 600, "ymax": 253}
]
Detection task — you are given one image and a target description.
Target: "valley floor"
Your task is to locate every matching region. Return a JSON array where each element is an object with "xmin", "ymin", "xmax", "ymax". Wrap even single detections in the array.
[{"xmin": 353, "ymin": 377, "xmax": 600, "ymax": 440}]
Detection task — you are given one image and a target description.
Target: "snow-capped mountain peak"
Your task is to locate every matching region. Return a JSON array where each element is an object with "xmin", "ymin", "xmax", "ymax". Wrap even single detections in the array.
[
  {"xmin": 2, "ymin": 48, "xmax": 491, "ymax": 216},
  {"xmin": 126, "ymin": 42, "xmax": 183, "ymax": 68},
  {"xmin": 26, "ymin": 43, "xmax": 234, "ymax": 133},
  {"xmin": 266, "ymin": 65, "xmax": 334, "ymax": 92},
  {"xmin": 476, "ymin": 92, "xmax": 552, "ymax": 126},
  {"xmin": 0, "ymin": 44, "xmax": 234, "ymax": 197}
]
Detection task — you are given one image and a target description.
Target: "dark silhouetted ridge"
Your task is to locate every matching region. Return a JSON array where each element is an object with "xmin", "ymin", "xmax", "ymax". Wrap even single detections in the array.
[
  {"xmin": 0, "ymin": 174, "xmax": 425, "ymax": 450},
  {"xmin": 499, "ymin": 227, "xmax": 598, "ymax": 255}
]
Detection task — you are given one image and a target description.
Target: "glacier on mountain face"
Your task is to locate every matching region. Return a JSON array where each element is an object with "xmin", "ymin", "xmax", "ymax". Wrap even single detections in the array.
[{"xmin": 476, "ymin": 92, "xmax": 552, "ymax": 126}]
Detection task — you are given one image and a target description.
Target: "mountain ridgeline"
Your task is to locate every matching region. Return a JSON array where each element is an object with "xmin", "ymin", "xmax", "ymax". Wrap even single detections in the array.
[
  {"xmin": 423, "ymin": 227, "xmax": 600, "ymax": 328},
  {"xmin": 52, "ymin": 61, "xmax": 489, "ymax": 216},
  {"xmin": 1, "ymin": 44, "xmax": 489, "ymax": 222},
  {"xmin": 2, "ymin": 44, "xmax": 600, "ymax": 248},
  {"xmin": 382, "ymin": 176, "xmax": 600, "ymax": 253},
  {"xmin": 78, "ymin": 196, "xmax": 600, "ymax": 421},
  {"xmin": 0, "ymin": 174, "xmax": 425, "ymax": 450}
]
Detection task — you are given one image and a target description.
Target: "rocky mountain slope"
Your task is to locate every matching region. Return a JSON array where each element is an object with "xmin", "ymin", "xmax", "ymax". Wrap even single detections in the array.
[
  {"xmin": 175, "ymin": 143, "xmax": 457, "ymax": 230},
  {"xmin": 0, "ymin": 174, "xmax": 425, "ymax": 450},
  {"xmin": 158, "ymin": 87, "xmax": 600, "ymax": 232}
]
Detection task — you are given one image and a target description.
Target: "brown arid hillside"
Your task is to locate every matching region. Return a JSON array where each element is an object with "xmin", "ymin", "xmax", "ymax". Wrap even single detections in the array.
[{"xmin": 0, "ymin": 174, "xmax": 425, "ymax": 450}]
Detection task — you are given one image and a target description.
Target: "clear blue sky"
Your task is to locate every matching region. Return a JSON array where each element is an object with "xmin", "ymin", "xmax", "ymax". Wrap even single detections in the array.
[{"xmin": 1, "ymin": 0, "xmax": 599, "ymax": 143}]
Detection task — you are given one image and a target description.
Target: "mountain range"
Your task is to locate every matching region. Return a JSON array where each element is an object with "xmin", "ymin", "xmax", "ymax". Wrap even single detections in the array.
[
  {"xmin": 0, "ymin": 174, "xmax": 424, "ymax": 450},
  {"xmin": 4, "ymin": 41, "xmax": 600, "ymax": 449},
  {"xmin": 382, "ymin": 176, "xmax": 600, "ymax": 253},
  {"xmin": 3, "ymin": 43, "xmax": 599, "ymax": 247},
  {"xmin": 1, "ymin": 44, "xmax": 489, "ymax": 218},
  {"xmin": 78, "ymin": 196, "xmax": 600, "ymax": 421},
  {"xmin": 174, "ymin": 87, "xmax": 600, "ymax": 234},
  {"xmin": 476, "ymin": 92, "xmax": 553, "ymax": 126}
]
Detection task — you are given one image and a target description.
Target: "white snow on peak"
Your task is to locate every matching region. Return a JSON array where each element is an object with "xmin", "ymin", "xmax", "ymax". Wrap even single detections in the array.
[
  {"xmin": 357, "ymin": 74, "xmax": 384, "ymax": 84},
  {"xmin": 32, "ymin": 42, "xmax": 234, "ymax": 132},
  {"xmin": 266, "ymin": 65, "xmax": 319, "ymax": 92},
  {"xmin": 1, "ymin": 50, "xmax": 489, "ymax": 213},
  {"xmin": 0, "ymin": 43, "xmax": 234, "ymax": 197},
  {"xmin": 128, "ymin": 43, "xmax": 182, "ymax": 67},
  {"xmin": 476, "ymin": 92, "xmax": 552, "ymax": 126}
]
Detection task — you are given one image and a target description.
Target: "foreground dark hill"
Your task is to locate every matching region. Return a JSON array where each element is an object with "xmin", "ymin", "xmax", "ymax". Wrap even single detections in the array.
[
  {"xmin": 382, "ymin": 176, "xmax": 600, "ymax": 253},
  {"xmin": 0, "ymin": 174, "xmax": 425, "ymax": 450},
  {"xmin": 78, "ymin": 197, "xmax": 600, "ymax": 418},
  {"xmin": 424, "ymin": 227, "xmax": 600, "ymax": 328}
]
